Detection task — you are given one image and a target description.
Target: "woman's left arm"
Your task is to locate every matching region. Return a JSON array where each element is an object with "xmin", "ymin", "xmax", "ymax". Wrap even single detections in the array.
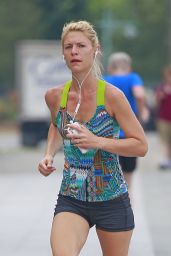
[{"xmin": 98, "ymin": 86, "xmax": 148, "ymax": 157}]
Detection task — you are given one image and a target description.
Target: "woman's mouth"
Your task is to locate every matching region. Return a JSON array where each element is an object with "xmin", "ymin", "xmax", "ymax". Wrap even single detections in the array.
[{"xmin": 71, "ymin": 59, "xmax": 81, "ymax": 63}]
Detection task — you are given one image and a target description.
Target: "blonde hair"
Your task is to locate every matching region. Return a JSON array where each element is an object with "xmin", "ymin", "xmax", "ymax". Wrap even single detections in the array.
[
  {"xmin": 61, "ymin": 20, "xmax": 102, "ymax": 78},
  {"xmin": 108, "ymin": 52, "xmax": 132, "ymax": 71}
]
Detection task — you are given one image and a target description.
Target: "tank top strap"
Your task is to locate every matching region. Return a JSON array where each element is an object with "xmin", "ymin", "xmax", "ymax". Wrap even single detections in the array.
[
  {"xmin": 97, "ymin": 79, "xmax": 105, "ymax": 106},
  {"xmin": 60, "ymin": 80, "xmax": 72, "ymax": 108},
  {"xmin": 60, "ymin": 79, "xmax": 105, "ymax": 108}
]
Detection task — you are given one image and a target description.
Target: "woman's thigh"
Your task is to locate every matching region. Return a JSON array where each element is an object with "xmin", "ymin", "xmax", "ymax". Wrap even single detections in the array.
[
  {"xmin": 50, "ymin": 212, "xmax": 89, "ymax": 256},
  {"xmin": 96, "ymin": 229, "xmax": 133, "ymax": 256}
]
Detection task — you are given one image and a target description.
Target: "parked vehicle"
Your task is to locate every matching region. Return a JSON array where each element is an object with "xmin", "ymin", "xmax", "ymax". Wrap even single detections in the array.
[{"xmin": 16, "ymin": 40, "xmax": 71, "ymax": 146}]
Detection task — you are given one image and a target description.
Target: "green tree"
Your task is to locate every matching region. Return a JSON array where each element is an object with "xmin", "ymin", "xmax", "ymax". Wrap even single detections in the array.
[
  {"xmin": 0, "ymin": 0, "xmax": 169, "ymax": 91},
  {"xmin": 0, "ymin": 0, "xmax": 43, "ymax": 91},
  {"xmin": 89, "ymin": 0, "xmax": 168, "ymax": 85},
  {"xmin": 34, "ymin": 0, "xmax": 91, "ymax": 39}
]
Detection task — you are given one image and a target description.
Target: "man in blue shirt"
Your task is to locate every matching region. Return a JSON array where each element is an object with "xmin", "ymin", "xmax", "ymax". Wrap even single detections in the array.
[{"xmin": 104, "ymin": 52, "xmax": 149, "ymax": 191}]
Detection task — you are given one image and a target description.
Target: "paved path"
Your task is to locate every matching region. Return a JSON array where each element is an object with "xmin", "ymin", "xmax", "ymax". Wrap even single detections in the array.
[
  {"xmin": 0, "ymin": 131, "xmax": 170, "ymax": 255},
  {"xmin": 0, "ymin": 162, "xmax": 153, "ymax": 256}
]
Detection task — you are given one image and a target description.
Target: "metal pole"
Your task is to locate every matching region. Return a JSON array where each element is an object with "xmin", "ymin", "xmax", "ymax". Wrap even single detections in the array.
[
  {"xmin": 100, "ymin": 10, "xmax": 114, "ymax": 72},
  {"xmin": 167, "ymin": 0, "xmax": 171, "ymax": 63}
]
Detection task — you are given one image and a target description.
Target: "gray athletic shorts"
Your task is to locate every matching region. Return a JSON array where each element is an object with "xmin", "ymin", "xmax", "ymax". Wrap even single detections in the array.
[{"xmin": 54, "ymin": 193, "xmax": 135, "ymax": 232}]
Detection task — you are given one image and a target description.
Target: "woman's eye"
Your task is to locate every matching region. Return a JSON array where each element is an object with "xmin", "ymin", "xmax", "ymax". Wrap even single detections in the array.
[
  {"xmin": 64, "ymin": 45, "xmax": 71, "ymax": 49},
  {"xmin": 79, "ymin": 44, "xmax": 85, "ymax": 48}
]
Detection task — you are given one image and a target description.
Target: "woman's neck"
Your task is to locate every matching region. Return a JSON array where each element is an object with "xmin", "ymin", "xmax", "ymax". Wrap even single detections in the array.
[{"xmin": 71, "ymin": 72, "xmax": 97, "ymax": 92}]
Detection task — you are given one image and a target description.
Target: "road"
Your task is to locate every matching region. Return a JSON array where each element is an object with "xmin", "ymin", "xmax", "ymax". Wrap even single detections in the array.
[{"xmin": 0, "ymin": 130, "xmax": 171, "ymax": 255}]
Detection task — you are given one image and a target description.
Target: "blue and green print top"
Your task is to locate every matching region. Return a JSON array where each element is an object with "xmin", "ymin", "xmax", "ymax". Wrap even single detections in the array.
[{"xmin": 56, "ymin": 79, "xmax": 128, "ymax": 202}]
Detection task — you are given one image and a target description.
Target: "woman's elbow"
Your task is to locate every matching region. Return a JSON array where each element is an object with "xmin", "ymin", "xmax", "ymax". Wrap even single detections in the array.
[{"xmin": 139, "ymin": 140, "xmax": 148, "ymax": 157}]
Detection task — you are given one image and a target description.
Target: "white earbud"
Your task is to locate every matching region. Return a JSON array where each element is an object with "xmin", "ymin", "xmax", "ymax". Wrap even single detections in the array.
[
  {"xmin": 62, "ymin": 55, "xmax": 65, "ymax": 62},
  {"xmin": 95, "ymin": 50, "xmax": 98, "ymax": 57}
]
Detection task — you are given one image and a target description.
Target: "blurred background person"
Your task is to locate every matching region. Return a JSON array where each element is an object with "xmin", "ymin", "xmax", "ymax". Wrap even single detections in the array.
[
  {"xmin": 155, "ymin": 65, "xmax": 171, "ymax": 170},
  {"xmin": 103, "ymin": 52, "xmax": 149, "ymax": 192}
]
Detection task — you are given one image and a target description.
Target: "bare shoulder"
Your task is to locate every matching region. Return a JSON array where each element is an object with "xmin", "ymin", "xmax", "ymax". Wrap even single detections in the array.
[
  {"xmin": 105, "ymin": 82, "xmax": 126, "ymax": 103},
  {"xmin": 45, "ymin": 84, "xmax": 64, "ymax": 109},
  {"xmin": 104, "ymin": 82, "xmax": 128, "ymax": 118}
]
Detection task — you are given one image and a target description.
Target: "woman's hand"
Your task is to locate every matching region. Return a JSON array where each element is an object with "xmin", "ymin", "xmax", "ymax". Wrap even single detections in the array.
[
  {"xmin": 38, "ymin": 154, "xmax": 56, "ymax": 176},
  {"xmin": 66, "ymin": 123, "xmax": 99, "ymax": 150}
]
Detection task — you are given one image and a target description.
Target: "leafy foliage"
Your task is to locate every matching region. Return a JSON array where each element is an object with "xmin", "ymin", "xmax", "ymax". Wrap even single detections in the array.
[
  {"xmin": 0, "ymin": 0, "xmax": 43, "ymax": 91},
  {"xmin": 0, "ymin": 0, "xmax": 169, "ymax": 92}
]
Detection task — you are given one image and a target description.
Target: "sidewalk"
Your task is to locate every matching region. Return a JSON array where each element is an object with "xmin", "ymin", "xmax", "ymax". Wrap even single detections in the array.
[
  {"xmin": 0, "ymin": 160, "xmax": 154, "ymax": 256},
  {"xmin": 0, "ymin": 131, "xmax": 170, "ymax": 255}
]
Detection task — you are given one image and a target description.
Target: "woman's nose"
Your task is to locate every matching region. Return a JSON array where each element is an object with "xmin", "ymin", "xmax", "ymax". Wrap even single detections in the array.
[{"xmin": 71, "ymin": 45, "xmax": 78, "ymax": 55}]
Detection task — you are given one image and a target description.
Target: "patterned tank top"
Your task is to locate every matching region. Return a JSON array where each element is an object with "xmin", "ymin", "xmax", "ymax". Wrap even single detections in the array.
[{"xmin": 56, "ymin": 79, "xmax": 128, "ymax": 202}]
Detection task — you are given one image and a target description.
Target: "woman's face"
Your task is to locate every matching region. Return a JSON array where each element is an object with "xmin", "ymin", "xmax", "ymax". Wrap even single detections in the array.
[{"xmin": 63, "ymin": 31, "xmax": 95, "ymax": 74}]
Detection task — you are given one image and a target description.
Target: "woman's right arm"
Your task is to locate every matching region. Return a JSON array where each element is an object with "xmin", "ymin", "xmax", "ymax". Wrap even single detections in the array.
[{"xmin": 38, "ymin": 87, "xmax": 62, "ymax": 176}]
